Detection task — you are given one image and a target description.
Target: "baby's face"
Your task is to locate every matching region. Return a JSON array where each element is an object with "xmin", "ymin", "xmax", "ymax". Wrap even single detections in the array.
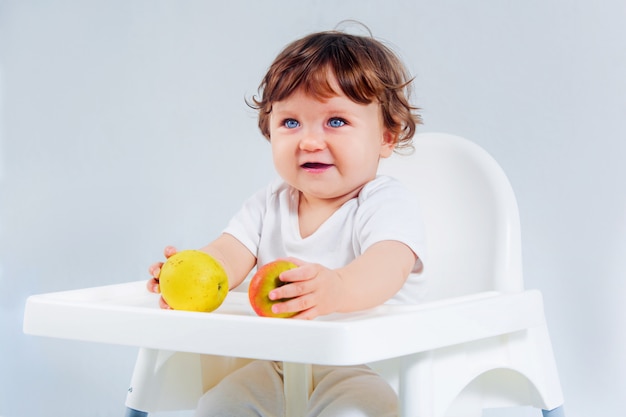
[{"xmin": 269, "ymin": 76, "xmax": 394, "ymax": 208}]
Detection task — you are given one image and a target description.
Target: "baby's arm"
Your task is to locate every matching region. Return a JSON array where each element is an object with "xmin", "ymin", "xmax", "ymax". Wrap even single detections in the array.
[
  {"xmin": 271, "ymin": 240, "xmax": 417, "ymax": 320},
  {"xmin": 198, "ymin": 233, "xmax": 257, "ymax": 290},
  {"xmin": 147, "ymin": 233, "xmax": 256, "ymax": 308}
]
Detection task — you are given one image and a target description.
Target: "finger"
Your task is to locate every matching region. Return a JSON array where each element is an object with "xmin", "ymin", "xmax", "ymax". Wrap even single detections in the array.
[
  {"xmin": 280, "ymin": 256, "xmax": 305, "ymax": 266},
  {"xmin": 271, "ymin": 293, "xmax": 313, "ymax": 316},
  {"xmin": 164, "ymin": 246, "xmax": 177, "ymax": 258},
  {"xmin": 279, "ymin": 263, "xmax": 317, "ymax": 283},
  {"xmin": 291, "ymin": 308, "xmax": 319, "ymax": 320},
  {"xmin": 159, "ymin": 296, "xmax": 172, "ymax": 310},
  {"xmin": 269, "ymin": 280, "xmax": 312, "ymax": 301},
  {"xmin": 146, "ymin": 277, "xmax": 160, "ymax": 293},
  {"xmin": 148, "ymin": 262, "xmax": 163, "ymax": 279}
]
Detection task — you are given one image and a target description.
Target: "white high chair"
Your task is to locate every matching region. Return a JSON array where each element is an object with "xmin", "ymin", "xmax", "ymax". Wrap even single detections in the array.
[{"xmin": 23, "ymin": 132, "xmax": 565, "ymax": 417}]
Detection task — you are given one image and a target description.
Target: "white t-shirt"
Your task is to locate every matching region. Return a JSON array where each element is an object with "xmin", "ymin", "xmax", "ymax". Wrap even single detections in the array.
[{"xmin": 223, "ymin": 175, "xmax": 427, "ymax": 304}]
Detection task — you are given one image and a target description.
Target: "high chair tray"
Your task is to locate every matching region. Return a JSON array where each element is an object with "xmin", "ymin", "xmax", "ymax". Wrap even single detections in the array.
[{"xmin": 23, "ymin": 280, "xmax": 545, "ymax": 365}]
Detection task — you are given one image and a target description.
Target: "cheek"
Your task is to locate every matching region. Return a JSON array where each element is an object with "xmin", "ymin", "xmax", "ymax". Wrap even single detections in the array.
[
  {"xmin": 271, "ymin": 138, "xmax": 288, "ymax": 158},
  {"xmin": 270, "ymin": 144, "xmax": 282, "ymax": 166},
  {"xmin": 270, "ymin": 141, "xmax": 293, "ymax": 173}
]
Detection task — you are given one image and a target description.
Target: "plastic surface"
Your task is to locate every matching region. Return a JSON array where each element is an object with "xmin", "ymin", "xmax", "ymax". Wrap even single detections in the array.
[
  {"xmin": 378, "ymin": 132, "xmax": 524, "ymax": 300},
  {"xmin": 23, "ymin": 283, "xmax": 558, "ymax": 415},
  {"xmin": 543, "ymin": 406, "xmax": 566, "ymax": 417},
  {"xmin": 24, "ymin": 282, "xmax": 544, "ymax": 365},
  {"xmin": 23, "ymin": 133, "xmax": 565, "ymax": 416},
  {"xmin": 124, "ymin": 408, "xmax": 148, "ymax": 417}
]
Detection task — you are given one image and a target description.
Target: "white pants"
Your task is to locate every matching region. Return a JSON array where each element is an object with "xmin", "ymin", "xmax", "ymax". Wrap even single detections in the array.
[{"xmin": 195, "ymin": 360, "xmax": 398, "ymax": 417}]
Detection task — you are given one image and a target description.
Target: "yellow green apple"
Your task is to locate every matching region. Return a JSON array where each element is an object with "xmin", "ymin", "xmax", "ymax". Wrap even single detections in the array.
[
  {"xmin": 159, "ymin": 250, "xmax": 228, "ymax": 312},
  {"xmin": 248, "ymin": 260, "xmax": 298, "ymax": 318}
]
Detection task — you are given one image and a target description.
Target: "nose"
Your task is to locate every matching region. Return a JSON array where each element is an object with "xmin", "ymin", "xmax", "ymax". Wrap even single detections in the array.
[{"xmin": 299, "ymin": 128, "xmax": 327, "ymax": 152}]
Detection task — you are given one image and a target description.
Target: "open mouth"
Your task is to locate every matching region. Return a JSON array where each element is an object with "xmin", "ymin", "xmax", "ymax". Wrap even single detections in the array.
[{"xmin": 301, "ymin": 162, "xmax": 332, "ymax": 170}]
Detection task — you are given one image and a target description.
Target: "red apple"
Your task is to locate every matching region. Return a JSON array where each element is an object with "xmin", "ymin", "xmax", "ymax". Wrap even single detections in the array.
[{"xmin": 248, "ymin": 260, "xmax": 298, "ymax": 318}]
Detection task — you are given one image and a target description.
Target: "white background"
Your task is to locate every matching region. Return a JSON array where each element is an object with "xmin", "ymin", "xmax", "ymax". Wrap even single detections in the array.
[{"xmin": 1, "ymin": 1, "xmax": 624, "ymax": 416}]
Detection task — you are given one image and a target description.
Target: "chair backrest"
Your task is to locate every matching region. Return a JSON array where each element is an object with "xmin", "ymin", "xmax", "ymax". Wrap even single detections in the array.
[{"xmin": 378, "ymin": 132, "xmax": 524, "ymax": 301}]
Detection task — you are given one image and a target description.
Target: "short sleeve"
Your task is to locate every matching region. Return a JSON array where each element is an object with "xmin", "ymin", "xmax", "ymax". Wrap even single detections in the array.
[
  {"xmin": 222, "ymin": 185, "xmax": 268, "ymax": 257},
  {"xmin": 355, "ymin": 176, "xmax": 427, "ymax": 273}
]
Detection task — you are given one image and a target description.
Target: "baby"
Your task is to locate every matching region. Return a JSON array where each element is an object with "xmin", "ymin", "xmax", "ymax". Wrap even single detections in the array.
[{"xmin": 148, "ymin": 27, "xmax": 426, "ymax": 417}]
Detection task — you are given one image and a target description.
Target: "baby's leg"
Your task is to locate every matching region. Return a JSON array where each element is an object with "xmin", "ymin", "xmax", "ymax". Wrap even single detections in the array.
[
  {"xmin": 195, "ymin": 360, "xmax": 285, "ymax": 417},
  {"xmin": 307, "ymin": 365, "xmax": 398, "ymax": 417}
]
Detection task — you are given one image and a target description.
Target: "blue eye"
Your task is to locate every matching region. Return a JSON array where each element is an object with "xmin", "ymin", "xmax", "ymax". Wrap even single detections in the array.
[
  {"xmin": 328, "ymin": 118, "xmax": 346, "ymax": 128},
  {"xmin": 284, "ymin": 119, "xmax": 300, "ymax": 129}
]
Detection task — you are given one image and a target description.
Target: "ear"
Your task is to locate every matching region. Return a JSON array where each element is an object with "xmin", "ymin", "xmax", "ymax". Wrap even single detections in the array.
[{"xmin": 379, "ymin": 129, "xmax": 396, "ymax": 158}]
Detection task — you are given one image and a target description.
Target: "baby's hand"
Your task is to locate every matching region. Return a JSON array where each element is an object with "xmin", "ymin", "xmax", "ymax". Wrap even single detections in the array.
[
  {"xmin": 146, "ymin": 246, "xmax": 178, "ymax": 309},
  {"xmin": 268, "ymin": 258, "xmax": 347, "ymax": 320}
]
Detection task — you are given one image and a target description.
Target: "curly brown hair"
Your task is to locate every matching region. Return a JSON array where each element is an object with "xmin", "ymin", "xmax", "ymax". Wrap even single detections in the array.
[{"xmin": 249, "ymin": 30, "xmax": 421, "ymax": 151}]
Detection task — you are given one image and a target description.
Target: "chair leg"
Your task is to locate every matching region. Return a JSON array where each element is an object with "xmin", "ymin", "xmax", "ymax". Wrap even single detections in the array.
[
  {"xmin": 542, "ymin": 405, "xmax": 565, "ymax": 417},
  {"xmin": 124, "ymin": 407, "xmax": 148, "ymax": 417},
  {"xmin": 283, "ymin": 362, "xmax": 313, "ymax": 417}
]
